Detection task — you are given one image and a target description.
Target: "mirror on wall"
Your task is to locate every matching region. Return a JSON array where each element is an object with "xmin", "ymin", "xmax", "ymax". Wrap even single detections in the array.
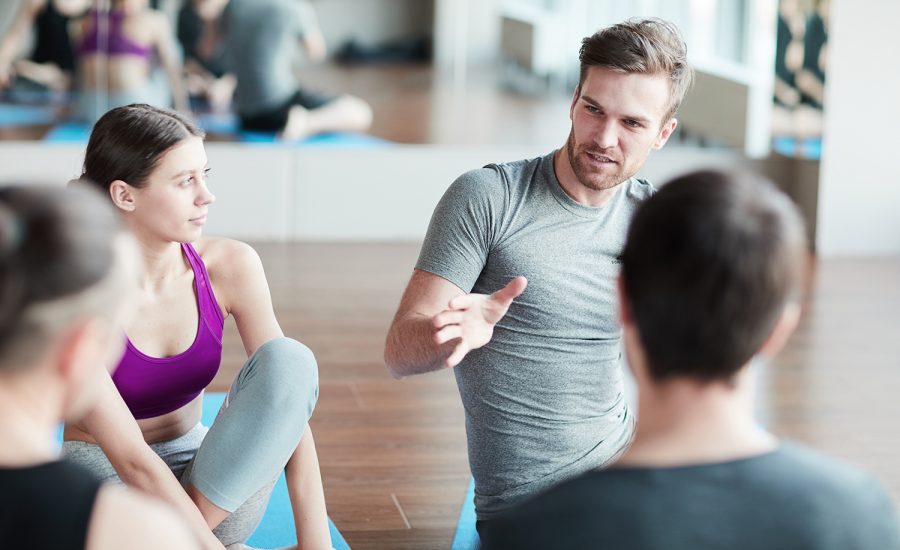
[{"xmin": 0, "ymin": 0, "xmax": 826, "ymax": 156}]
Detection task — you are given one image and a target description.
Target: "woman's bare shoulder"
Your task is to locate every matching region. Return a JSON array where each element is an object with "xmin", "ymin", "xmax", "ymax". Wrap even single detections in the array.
[{"xmin": 194, "ymin": 237, "xmax": 262, "ymax": 279}]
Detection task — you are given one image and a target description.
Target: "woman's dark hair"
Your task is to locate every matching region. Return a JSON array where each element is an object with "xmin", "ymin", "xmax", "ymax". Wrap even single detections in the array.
[
  {"xmin": 81, "ymin": 104, "xmax": 205, "ymax": 191},
  {"xmin": 620, "ymin": 169, "xmax": 807, "ymax": 384},
  {"xmin": 0, "ymin": 184, "xmax": 124, "ymax": 371}
]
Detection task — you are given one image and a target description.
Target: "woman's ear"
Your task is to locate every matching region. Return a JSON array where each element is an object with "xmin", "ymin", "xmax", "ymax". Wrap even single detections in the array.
[{"xmin": 109, "ymin": 180, "xmax": 136, "ymax": 212}]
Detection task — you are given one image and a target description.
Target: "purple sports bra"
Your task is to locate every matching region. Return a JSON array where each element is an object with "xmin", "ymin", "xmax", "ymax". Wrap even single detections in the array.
[
  {"xmin": 112, "ymin": 243, "xmax": 224, "ymax": 420},
  {"xmin": 78, "ymin": 10, "xmax": 153, "ymax": 59}
]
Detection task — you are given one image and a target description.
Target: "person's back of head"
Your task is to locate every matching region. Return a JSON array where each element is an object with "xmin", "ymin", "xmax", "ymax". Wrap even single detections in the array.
[
  {"xmin": 0, "ymin": 183, "xmax": 199, "ymax": 550},
  {"xmin": 0, "ymin": 183, "xmax": 131, "ymax": 416},
  {"xmin": 619, "ymin": 169, "xmax": 807, "ymax": 384}
]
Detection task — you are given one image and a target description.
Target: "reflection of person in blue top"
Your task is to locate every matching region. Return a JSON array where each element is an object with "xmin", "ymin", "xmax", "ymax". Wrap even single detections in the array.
[
  {"xmin": 69, "ymin": 0, "xmax": 188, "ymax": 122},
  {"xmin": 220, "ymin": 0, "xmax": 373, "ymax": 140},
  {"xmin": 0, "ymin": 0, "xmax": 91, "ymax": 91}
]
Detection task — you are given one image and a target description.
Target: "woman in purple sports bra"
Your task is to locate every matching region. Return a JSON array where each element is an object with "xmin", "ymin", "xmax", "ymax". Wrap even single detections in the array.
[
  {"xmin": 61, "ymin": 103, "xmax": 331, "ymax": 550},
  {"xmin": 69, "ymin": 0, "xmax": 189, "ymax": 122}
]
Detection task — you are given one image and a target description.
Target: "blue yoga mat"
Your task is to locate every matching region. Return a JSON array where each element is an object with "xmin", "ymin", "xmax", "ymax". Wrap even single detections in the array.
[
  {"xmin": 43, "ymin": 115, "xmax": 389, "ymax": 151},
  {"xmin": 0, "ymin": 103, "xmax": 59, "ymax": 127},
  {"xmin": 43, "ymin": 121, "xmax": 91, "ymax": 142},
  {"xmin": 202, "ymin": 392, "xmax": 350, "ymax": 549},
  {"xmin": 237, "ymin": 130, "xmax": 391, "ymax": 148},
  {"xmin": 56, "ymin": 392, "xmax": 350, "ymax": 549},
  {"xmin": 451, "ymin": 478, "xmax": 478, "ymax": 550},
  {"xmin": 772, "ymin": 135, "xmax": 822, "ymax": 160}
]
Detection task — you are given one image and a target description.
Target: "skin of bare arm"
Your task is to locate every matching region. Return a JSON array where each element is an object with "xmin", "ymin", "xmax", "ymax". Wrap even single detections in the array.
[{"xmin": 384, "ymin": 269, "xmax": 527, "ymax": 378}]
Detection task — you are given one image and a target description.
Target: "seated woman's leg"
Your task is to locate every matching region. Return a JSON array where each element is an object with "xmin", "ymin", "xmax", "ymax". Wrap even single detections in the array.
[{"xmin": 184, "ymin": 337, "xmax": 320, "ymax": 542}]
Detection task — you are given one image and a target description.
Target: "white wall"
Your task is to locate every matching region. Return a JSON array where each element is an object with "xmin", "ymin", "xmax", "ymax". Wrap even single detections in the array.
[
  {"xmin": 817, "ymin": 0, "xmax": 900, "ymax": 256},
  {"xmin": 312, "ymin": 0, "xmax": 433, "ymax": 52},
  {"xmin": 433, "ymin": 0, "xmax": 502, "ymax": 70},
  {"xmin": 0, "ymin": 141, "xmax": 744, "ymax": 241}
]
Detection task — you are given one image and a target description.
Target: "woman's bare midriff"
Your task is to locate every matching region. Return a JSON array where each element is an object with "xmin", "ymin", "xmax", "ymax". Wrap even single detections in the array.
[
  {"xmin": 64, "ymin": 394, "xmax": 204, "ymax": 445},
  {"xmin": 80, "ymin": 56, "xmax": 151, "ymax": 92}
]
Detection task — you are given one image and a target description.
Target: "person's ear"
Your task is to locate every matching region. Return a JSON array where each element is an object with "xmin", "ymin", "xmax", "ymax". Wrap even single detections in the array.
[
  {"xmin": 109, "ymin": 180, "xmax": 137, "ymax": 213},
  {"xmin": 55, "ymin": 317, "xmax": 107, "ymax": 385},
  {"xmin": 652, "ymin": 118, "xmax": 678, "ymax": 150},
  {"xmin": 757, "ymin": 302, "xmax": 801, "ymax": 359}
]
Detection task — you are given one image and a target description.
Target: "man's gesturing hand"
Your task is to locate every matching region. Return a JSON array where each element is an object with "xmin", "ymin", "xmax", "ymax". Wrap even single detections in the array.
[{"xmin": 432, "ymin": 276, "xmax": 528, "ymax": 368}]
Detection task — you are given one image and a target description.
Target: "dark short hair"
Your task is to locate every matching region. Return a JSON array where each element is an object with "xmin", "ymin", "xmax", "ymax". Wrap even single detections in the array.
[
  {"xmin": 0, "ymin": 184, "xmax": 123, "ymax": 370},
  {"xmin": 579, "ymin": 18, "xmax": 693, "ymax": 123},
  {"xmin": 620, "ymin": 169, "xmax": 807, "ymax": 383},
  {"xmin": 81, "ymin": 104, "xmax": 204, "ymax": 191}
]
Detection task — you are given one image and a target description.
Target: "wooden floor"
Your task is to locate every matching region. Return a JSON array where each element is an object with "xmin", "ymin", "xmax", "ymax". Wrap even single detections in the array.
[{"xmin": 210, "ymin": 242, "xmax": 900, "ymax": 550}]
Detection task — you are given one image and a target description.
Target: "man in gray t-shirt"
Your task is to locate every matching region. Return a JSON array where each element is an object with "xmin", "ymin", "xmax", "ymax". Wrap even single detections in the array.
[
  {"xmin": 482, "ymin": 170, "xmax": 900, "ymax": 550},
  {"xmin": 384, "ymin": 19, "xmax": 693, "ymax": 524}
]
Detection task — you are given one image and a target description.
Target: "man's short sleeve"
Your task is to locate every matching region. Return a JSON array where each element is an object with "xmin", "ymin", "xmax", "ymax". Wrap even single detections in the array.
[{"xmin": 415, "ymin": 167, "xmax": 507, "ymax": 293}]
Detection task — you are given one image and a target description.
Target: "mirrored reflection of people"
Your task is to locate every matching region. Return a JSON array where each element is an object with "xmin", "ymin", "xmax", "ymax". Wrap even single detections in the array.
[
  {"xmin": 0, "ymin": 184, "xmax": 200, "ymax": 550},
  {"xmin": 223, "ymin": 0, "xmax": 373, "ymax": 140},
  {"xmin": 482, "ymin": 171, "xmax": 900, "ymax": 550},
  {"xmin": 70, "ymin": 0, "xmax": 189, "ymax": 123},
  {"xmin": 772, "ymin": 0, "xmax": 828, "ymax": 141},
  {"xmin": 0, "ymin": 0, "xmax": 91, "ymax": 92},
  {"xmin": 794, "ymin": 0, "xmax": 828, "ymax": 136},
  {"xmin": 177, "ymin": 0, "xmax": 235, "ymax": 112}
]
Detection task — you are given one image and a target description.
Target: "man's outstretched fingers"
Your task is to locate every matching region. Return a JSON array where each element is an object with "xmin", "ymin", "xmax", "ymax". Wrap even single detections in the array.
[
  {"xmin": 448, "ymin": 293, "xmax": 476, "ymax": 310},
  {"xmin": 445, "ymin": 342, "xmax": 470, "ymax": 368},
  {"xmin": 433, "ymin": 310, "xmax": 465, "ymax": 329},
  {"xmin": 434, "ymin": 325, "xmax": 463, "ymax": 345}
]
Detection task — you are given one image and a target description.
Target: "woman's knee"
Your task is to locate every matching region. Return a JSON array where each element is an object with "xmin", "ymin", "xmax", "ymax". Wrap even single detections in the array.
[{"xmin": 252, "ymin": 337, "xmax": 319, "ymax": 409}]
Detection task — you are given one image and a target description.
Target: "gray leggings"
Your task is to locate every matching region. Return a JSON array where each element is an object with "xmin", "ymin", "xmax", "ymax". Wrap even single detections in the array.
[{"xmin": 63, "ymin": 337, "xmax": 319, "ymax": 545}]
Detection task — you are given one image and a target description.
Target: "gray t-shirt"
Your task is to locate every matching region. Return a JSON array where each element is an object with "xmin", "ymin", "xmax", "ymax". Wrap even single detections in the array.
[
  {"xmin": 416, "ymin": 151, "xmax": 654, "ymax": 519},
  {"xmin": 224, "ymin": 0, "xmax": 316, "ymax": 115},
  {"xmin": 484, "ymin": 443, "xmax": 900, "ymax": 550}
]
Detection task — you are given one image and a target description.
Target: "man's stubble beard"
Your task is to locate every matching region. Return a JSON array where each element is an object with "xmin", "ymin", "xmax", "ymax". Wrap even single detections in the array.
[{"xmin": 565, "ymin": 129, "xmax": 631, "ymax": 192}]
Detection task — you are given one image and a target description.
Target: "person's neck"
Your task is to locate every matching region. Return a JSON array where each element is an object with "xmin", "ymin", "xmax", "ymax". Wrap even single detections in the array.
[
  {"xmin": 127, "ymin": 225, "xmax": 188, "ymax": 291},
  {"xmin": 0, "ymin": 374, "xmax": 63, "ymax": 467},
  {"xmin": 620, "ymin": 370, "xmax": 777, "ymax": 468},
  {"xmin": 552, "ymin": 148, "xmax": 620, "ymax": 208}
]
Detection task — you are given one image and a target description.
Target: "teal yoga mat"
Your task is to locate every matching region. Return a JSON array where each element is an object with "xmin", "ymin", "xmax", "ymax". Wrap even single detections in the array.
[
  {"xmin": 201, "ymin": 392, "xmax": 350, "ymax": 549},
  {"xmin": 451, "ymin": 478, "xmax": 478, "ymax": 550}
]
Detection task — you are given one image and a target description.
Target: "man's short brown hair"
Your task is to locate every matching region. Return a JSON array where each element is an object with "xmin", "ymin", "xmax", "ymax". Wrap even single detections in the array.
[{"xmin": 579, "ymin": 18, "xmax": 694, "ymax": 123}]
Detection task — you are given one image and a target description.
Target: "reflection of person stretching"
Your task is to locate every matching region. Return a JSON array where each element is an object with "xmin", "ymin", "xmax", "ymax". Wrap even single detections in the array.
[
  {"xmin": 62, "ymin": 104, "xmax": 331, "ymax": 550},
  {"xmin": 70, "ymin": 0, "xmax": 188, "ymax": 122},
  {"xmin": 0, "ymin": 184, "xmax": 198, "ymax": 550},
  {"xmin": 222, "ymin": 0, "xmax": 372, "ymax": 140},
  {"xmin": 0, "ymin": 0, "xmax": 90, "ymax": 91}
]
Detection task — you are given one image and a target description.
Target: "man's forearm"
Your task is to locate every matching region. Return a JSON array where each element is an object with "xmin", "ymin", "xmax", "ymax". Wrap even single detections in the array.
[{"xmin": 384, "ymin": 313, "xmax": 455, "ymax": 378}]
